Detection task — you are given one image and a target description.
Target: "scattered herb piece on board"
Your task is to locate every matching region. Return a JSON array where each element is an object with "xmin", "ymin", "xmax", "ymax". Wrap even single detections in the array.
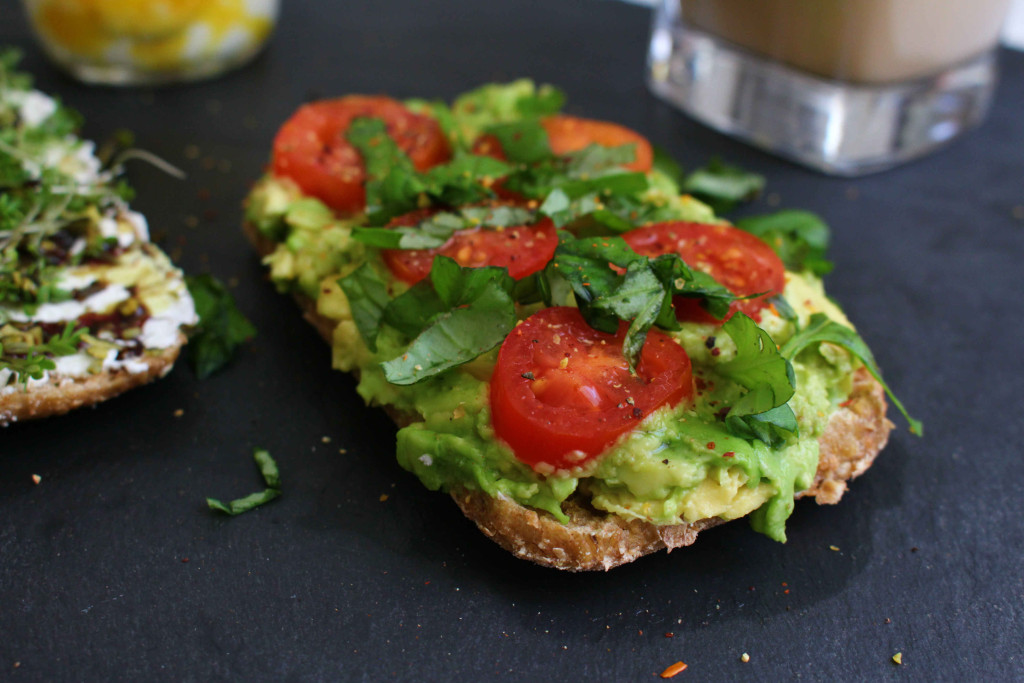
[
  {"xmin": 207, "ymin": 447, "xmax": 281, "ymax": 515},
  {"xmin": 185, "ymin": 273, "xmax": 256, "ymax": 379}
]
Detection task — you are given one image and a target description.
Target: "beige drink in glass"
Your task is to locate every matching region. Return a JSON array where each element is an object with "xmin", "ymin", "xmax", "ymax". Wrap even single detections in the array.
[{"xmin": 649, "ymin": 0, "xmax": 1013, "ymax": 175}]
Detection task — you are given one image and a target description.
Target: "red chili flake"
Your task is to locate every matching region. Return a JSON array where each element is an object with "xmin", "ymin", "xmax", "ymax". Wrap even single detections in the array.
[
  {"xmin": 695, "ymin": 378, "xmax": 707, "ymax": 391},
  {"xmin": 784, "ymin": 589, "xmax": 790, "ymax": 594},
  {"xmin": 181, "ymin": 558, "xmax": 190, "ymax": 563},
  {"xmin": 706, "ymin": 442, "xmax": 716, "ymax": 450},
  {"xmin": 664, "ymin": 632, "xmax": 675, "ymax": 638},
  {"xmin": 722, "ymin": 451, "xmax": 735, "ymax": 458},
  {"xmin": 839, "ymin": 397, "xmax": 855, "ymax": 408},
  {"xmin": 660, "ymin": 662, "xmax": 688, "ymax": 678},
  {"xmin": 781, "ymin": 582, "xmax": 788, "ymax": 587},
  {"xmin": 711, "ymin": 348, "xmax": 721, "ymax": 357}
]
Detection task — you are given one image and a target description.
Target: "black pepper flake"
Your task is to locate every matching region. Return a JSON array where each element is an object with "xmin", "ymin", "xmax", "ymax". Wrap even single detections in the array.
[
  {"xmin": 632, "ymin": 407, "xmax": 643, "ymax": 419},
  {"xmin": 521, "ymin": 372, "xmax": 535, "ymax": 380},
  {"xmin": 705, "ymin": 336, "xmax": 716, "ymax": 349}
]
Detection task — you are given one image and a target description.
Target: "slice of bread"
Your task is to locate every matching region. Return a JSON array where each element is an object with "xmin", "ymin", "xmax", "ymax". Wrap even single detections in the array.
[
  {"xmin": 0, "ymin": 333, "xmax": 186, "ymax": 426},
  {"xmin": 245, "ymin": 220, "xmax": 894, "ymax": 570}
]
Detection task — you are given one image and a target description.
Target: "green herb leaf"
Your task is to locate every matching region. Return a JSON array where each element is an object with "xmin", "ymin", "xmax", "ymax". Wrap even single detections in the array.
[
  {"xmin": 352, "ymin": 205, "xmax": 534, "ymax": 250},
  {"xmin": 337, "ymin": 263, "xmax": 391, "ymax": 352},
  {"xmin": 207, "ymin": 447, "xmax": 282, "ymax": 516},
  {"xmin": 682, "ymin": 159, "xmax": 765, "ymax": 214},
  {"xmin": 0, "ymin": 322, "xmax": 84, "ymax": 388},
  {"xmin": 781, "ymin": 313, "xmax": 922, "ymax": 435},
  {"xmin": 484, "ymin": 120, "xmax": 552, "ymax": 164},
  {"xmin": 381, "ymin": 276, "xmax": 516, "ymax": 385},
  {"xmin": 717, "ymin": 313, "xmax": 797, "ymax": 446},
  {"xmin": 185, "ymin": 274, "xmax": 255, "ymax": 379},
  {"xmin": 735, "ymin": 210, "xmax": 834, "ymax": 276}
]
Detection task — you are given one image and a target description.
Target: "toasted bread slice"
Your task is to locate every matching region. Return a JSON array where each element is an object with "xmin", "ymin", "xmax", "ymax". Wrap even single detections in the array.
[
  {"xmin": 245, "ymin": 220, "xmax": 894, "ymax": 571},
  {"xmin": 0, "ymin": 333, "xmax": 186, "ymax": 426}
]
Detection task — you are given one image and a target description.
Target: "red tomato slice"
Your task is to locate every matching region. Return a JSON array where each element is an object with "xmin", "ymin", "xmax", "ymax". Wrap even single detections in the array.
[
  {"xmin": 471, "ymin": 114, "xmax": 654, "ymax": 173},
  {"xmin": 382, "ymin": 207, "xmax": 557, "ymax": 285},
  {"xmin": 271, "ymin": 96, "xmax": 451, "ymax": 214},
  {"xmin": 490, "ymin": 307, "xmax": 693, "ymax": 471},
  {"xmin": 622, "ymin": 222, "xmax": 785, "ymax": 323}
]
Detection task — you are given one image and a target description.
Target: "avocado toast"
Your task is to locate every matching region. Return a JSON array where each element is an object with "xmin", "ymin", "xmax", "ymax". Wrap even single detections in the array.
[
  {"xmin": 0, "ymin": 54, "xmax": 196, "ymax": 425},
  {"xmin": 244, "ymin": 81, "xmax": 909, "ymax": 570}
]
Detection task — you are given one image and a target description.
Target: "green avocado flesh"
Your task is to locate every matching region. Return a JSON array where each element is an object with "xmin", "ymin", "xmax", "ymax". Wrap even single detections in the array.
[{"xmin": 247, "ymin": 161, "xmax": 859, "ymax": 543}]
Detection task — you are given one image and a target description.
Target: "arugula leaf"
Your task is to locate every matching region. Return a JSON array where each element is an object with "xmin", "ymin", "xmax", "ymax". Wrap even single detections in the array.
[
  {"xmin": 185, "ymin": 274, "xmax": 256, "ymax": 379},
  {"xmin": 681, "ymin": 159, "xmax": 764, "ymax": 214},
  {"xmin": 0, "ymin": 322, "xmax": 84, "ymax": 388},
  {"xmin": 781, "ymin": 313, "xmax": 922, "ymax": 435},
  {"xmin": 717, "ymin": 313, "xmax": 798, "ymax": 447},
  {"xmin": 207, "ymin": 447, "xmax": 281, "ymax": 516},
  {"xmin": 337, "ymin": 263, "xmax": 391, "ymax": 352},
  {"xmin": 736, "ymin": 210, "xmax": 834, "ymax": 276},
  {"xmin": 380, "ymin": 262, "xmax": 516, "ymax": 387}
]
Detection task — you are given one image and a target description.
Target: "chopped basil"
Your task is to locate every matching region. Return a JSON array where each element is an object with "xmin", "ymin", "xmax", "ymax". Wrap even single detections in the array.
[
  {"xmin": 185, "ymin": 274, "xmax": 256, "ymax": 379},
  {"xmin": 681, "ymin": 159, "xmax": 764, "ymax": 214},
  {"xmin": 380, "ymin": 257, "xmax": 516, "ymax": 384},
  {"xmin": 352, "ymin": 205, "xmax": 534, "ymax": 250},
  {"xmin": 736, "ymin": 210, "xmax": 834, "ymax": 276},
  {"xmin": 782, "ymin": 313, "xmax": 922, "ymax": 435},
  {"xmin": 717, "ymin": 313, "xmax": 798, "ymax": 447},
  {"xmin": 484, "ymin": 120, "xmax": 552, "ymax": 164},
  {"xmin": 551, "ymin": 234, "xmax": 734, "ymax": 369},
  {"xmin": 207, "ymin": 447, "xmax": 281, "ymax": 516},
  {"xmin": 337, "ymin": 263, "xmax": 390, "ymax": 352}
]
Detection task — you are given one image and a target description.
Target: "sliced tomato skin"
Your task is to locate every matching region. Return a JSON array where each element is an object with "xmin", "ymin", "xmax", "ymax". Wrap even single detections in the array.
[
  {"xmin": 270, "ymin": 96, "xmax": 451, "ymax": 214},
  {"xmin": 382, "ymin": 207, "xmax": 558, "ymax": 285},
  {"xmin": 471, "ymin": 114, "xmax": 654, "ymax": 173},
  {"xmin": 490, "ymin": 307, "xmax": 693, "ymax": 471},
  {"xmin": 622, "ymin": 222, "xmax": 786, "ymax": 323}
]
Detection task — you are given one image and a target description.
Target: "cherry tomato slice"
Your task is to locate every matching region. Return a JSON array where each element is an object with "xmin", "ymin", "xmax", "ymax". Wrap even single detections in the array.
[
  {"xmin": 271, "ymin": 96, "xmax": 451, "ymax": 214},
  {"xmin": 382, "ymin": 207, "xmax": 558, "ymax": 285},
  {"xmin": 490, "ymin": 307, "xmax": 693, "ymax": 471},
  {"xmin": 471, "ymin": 115, "xmax": 654, "ymax": 173},
  {"xmin": 623, "ymin": 222, "xmax": 785, "ymax": 323}
]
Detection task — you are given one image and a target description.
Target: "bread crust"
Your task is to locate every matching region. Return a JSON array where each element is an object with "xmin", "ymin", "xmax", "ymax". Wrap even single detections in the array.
[
  {"xmin": 0, "ymin": 333, "xmax": 187, "ymax": 427},
  {"xmin": 245, "ymin": 220, "xmax": 894, "ymax": 571}
]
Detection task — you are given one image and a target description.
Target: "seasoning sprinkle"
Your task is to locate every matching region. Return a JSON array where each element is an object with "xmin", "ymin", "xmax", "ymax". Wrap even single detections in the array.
[
  {"xmin": 660, "ymin": 661, "xmax": 688, "ymax": 678},
  {"xmin": 31, "ymin": 474, "xmax": 41, "ymax": 485},
  {"xmin": 892, "ymin": 653, "xmax": 903, "ymax": 665},
  {"xmin": 740, "ymin": 653, "xmax": 750, "ymax": 663}
]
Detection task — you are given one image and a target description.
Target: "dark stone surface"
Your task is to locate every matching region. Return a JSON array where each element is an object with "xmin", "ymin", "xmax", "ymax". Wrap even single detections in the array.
[{"xmin": 2, "ymin": 1, "xmax": 1022, "ymax": 680}]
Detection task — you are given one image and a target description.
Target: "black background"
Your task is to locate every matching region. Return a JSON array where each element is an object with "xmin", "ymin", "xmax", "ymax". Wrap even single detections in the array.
[{"xmin": 2, "ymin": 1, "xmax": 1023, "ymax": 680}]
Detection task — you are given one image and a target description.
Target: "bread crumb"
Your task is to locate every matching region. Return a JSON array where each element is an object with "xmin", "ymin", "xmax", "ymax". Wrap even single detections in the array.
[
  {"xmin": 892, "ymin": 652, "xmax": 902, "ymax": 665},
  {"xmin": 173, "ymin": 409, "xmax": 184, "ymax": 418},
  {"xmin": 829, "ymin": 545, "xmax": 840, "ymax": 551},
  {"xmin": 379, "ymin": 494, "xmax": 389, "ymax": 502},
  {"xmin": 321, "ymin": 436, "xmax": 331, "ymax": 444},
  {"xmin": 740, "ymin": 653, "xmax": 750, "ymax": 663},
  {"xmin": 31, "ymin": 474, "xmax": 41, "ymax": 485}
]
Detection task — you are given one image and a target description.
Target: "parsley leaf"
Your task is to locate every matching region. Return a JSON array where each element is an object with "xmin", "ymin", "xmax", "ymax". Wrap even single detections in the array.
[
  {"xmin": 717, "ymin": 313, "xmax": 798, "ymax": 447},
  {"xmin": 781, "ymin": 313, "xmax": 922, "ymax": 435},
  {"xmin": 185, "ymin": 274, "xmax": 255, "ymax": 379},
  {"xmin": 681, "ymin": 159, "xmax": 764, "ymax": 214},
  {"xmin": 736, "ymin": 210, "xmax": 834, "ymax": 276},
  {"xmin": 207, "ymin": 448, "xmax": 281, "ymax": 516}
]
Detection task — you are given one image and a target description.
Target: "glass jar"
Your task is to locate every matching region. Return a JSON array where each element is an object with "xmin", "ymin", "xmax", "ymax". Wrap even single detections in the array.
[{"xmin": 21, "ymin": 0, "xmax": 279, "ymax": 86}]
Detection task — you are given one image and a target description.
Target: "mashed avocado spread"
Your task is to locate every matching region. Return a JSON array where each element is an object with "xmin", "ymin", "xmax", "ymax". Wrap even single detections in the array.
[{"xmin": 243, "ymin": 81, "xmax": 881, "ymax": 542}]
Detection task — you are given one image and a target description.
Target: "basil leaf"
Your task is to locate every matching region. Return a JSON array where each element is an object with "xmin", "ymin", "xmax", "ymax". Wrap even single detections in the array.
[
  {"xmin": 337, "ymin": 263, "xmax": 391, "ymax": 352},
  {"xmin": 382, "ymin": 281, "xmax": 448, "ymax": 338},
  {"xmin": 682, "ymin": 159, "xmax": 764, "ymax": 214},
  {"xmin": 565, "ymin": 143, "xmax": 638, "ymax": 177},
  {"xmin": 346, "ymin": 117, "xmax": 423, "ymax": 224},
  {"xmin": 207, "ymin": 448, "xmax": 282, "ymax": 516},
  {"xmin": 652, "ymin": 145, "xmax": 685, "ymax": 187},
  {"xmin": 781, "ymin": 313, "xmax": 922, "ymax": 435},
  {"xmin": 420, "ymin": 154, "xmax": 512, "ymax": 206},
  {"xmin": 736, "ymin": 210, "xmax": 834, "ymax": 276},
  {"xmin": 381, "ymin": 279, "xmax": 516, "ymax": 385},
  {"xmin": 513, "ymin": 84, "xmax": 566, "ymax": 116},
  {"xmin": 185, "ymin": 274, "xmax": 255, "ymax": 379},
  {"xmin": 717, "ymin": 313, "xmax": 797, "ymax": 446},
  {"xmin": 484, "ymin": 120, "xmax": 552, "ymax": 164}
]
